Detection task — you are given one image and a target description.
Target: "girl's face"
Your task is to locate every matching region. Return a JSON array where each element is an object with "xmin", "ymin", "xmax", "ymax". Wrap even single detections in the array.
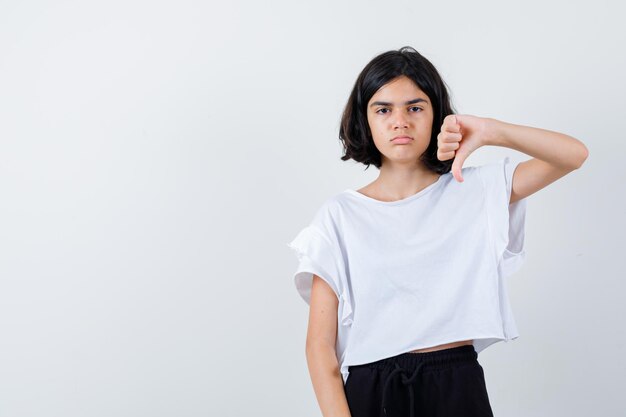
[{"xmin": 366, "ymin": 75, "xmax": 434, "ymax": 167}]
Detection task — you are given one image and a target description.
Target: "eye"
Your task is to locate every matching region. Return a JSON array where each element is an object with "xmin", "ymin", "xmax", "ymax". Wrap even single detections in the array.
[
  {"xmin": 375, "ymin": 108, "xmax": 390, "ymax": 114},
  {"xmin": 409, "ymin": 106, "xmax": 423, "ymax": 112}
]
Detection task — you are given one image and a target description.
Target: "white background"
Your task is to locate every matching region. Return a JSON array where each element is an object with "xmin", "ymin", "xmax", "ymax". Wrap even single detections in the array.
[{"xmin": 1, "ymin": 0, "xmax": 624, "ymax": 416}]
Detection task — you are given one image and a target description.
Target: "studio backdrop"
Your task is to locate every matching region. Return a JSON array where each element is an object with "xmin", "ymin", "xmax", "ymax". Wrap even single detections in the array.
[{"xmin": 0, "ymin": 1, "xmax": 624, "ymax": 416}]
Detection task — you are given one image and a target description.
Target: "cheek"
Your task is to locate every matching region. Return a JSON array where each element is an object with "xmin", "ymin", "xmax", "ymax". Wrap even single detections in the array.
[
  {"xmin": 366, "ymin": 115, "xmax": 376, "ymax": 131},
  {"xmin": 367, "ymin": 119, "xmax": 381, "ymax": 137},
  {"xmin": 369, "ymin": 130, "xmax": 386, "ymax": 148}
]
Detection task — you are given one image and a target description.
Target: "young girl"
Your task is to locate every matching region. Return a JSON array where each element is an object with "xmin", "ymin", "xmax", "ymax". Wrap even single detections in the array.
[{"xmin": 287, "ymin": 46, "xmax": 588, "ymax": 417}]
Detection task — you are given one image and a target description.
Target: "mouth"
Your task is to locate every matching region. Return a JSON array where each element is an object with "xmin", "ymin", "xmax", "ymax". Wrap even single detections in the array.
[{"xmin": 391, "ymin": 136, "xmax": 413, "ymax": 143}]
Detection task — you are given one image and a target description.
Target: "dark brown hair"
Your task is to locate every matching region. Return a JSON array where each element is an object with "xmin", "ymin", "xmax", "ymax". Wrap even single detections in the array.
[{"xmin": 339, "ymin": 46, "xmax": 457, "ymax": 172}]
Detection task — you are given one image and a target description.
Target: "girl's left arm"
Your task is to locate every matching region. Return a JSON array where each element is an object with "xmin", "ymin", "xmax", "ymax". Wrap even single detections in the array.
[{"xmin": 483, "ymin": 118, "xmax": 589, "ymax": 204}]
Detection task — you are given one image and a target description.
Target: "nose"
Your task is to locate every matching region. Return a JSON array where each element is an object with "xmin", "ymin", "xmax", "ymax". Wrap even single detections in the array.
[{"xmin": 392, "ymin": 112, "xmax": 409, "ymax": 129}]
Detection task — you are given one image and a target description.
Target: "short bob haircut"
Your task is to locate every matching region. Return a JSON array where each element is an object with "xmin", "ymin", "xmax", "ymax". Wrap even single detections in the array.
[{"xmin": 339, "ymin": 46, "xmax": 457, "ymax": 173}]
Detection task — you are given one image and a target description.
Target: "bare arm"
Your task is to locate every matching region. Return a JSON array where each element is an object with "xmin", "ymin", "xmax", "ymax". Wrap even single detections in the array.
[
  {"xmin": 305, "ymin": 275, "xmax": 352, "ymax": 417},
  {"xmin": 437, "ymin": 114, "xmax": 589, "ymax": 191},
  {"xmin": 484, "ymin": 118, "xmax": 589, "ymax": 204}
]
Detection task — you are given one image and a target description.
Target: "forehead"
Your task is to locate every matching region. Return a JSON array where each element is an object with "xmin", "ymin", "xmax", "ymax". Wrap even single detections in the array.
[{"xmin": 369, "ymin": 76, "xmax": 429, "ymax": 102}]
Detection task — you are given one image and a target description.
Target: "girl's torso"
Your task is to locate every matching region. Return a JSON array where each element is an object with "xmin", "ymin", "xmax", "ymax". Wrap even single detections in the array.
[{"xmin": 353, "ymin": 181, "xmax": 474, "ymax": 355}]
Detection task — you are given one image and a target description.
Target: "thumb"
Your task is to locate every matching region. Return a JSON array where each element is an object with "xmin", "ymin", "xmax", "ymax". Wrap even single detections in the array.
[{"xmin": 451, "ymin": 151, "xmax": 468, "ymax": 182}]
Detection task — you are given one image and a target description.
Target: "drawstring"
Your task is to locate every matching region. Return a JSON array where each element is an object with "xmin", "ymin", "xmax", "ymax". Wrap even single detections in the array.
[{"xmin": 380, "ymin": 361, "xmax": 425, "ymax": 417}]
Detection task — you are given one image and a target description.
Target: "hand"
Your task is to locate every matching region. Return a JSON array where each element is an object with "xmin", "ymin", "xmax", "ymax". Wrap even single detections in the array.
[{"xmin": 437, "ymin": 114, "xmax": 491, "ymax": 182}]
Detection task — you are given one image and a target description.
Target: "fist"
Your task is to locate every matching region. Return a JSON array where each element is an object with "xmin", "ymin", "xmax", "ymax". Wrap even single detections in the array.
[
  {"xmin": 437, "ymin": 115, "xmax": 462, "ymax": 163},
  {"xmin": 437, "ymin": 114, "xmax": 489, "ymax": 182}
]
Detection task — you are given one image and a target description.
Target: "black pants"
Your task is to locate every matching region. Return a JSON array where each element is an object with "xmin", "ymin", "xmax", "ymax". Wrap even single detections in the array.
[{"xmin": 344, "ymin": 345, "xmax": 494, "ymax": 417}]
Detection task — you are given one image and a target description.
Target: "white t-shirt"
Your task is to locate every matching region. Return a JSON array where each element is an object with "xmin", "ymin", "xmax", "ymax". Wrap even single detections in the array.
[{"xmin": 287, "ymin": 156, "xmax": 527, "ymax": 385}]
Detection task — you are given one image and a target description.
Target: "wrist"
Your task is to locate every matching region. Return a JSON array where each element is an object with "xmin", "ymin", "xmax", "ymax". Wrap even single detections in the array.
[{"xmin": 483, "ymin": 118, "xmax": 508, "ymax": 147}]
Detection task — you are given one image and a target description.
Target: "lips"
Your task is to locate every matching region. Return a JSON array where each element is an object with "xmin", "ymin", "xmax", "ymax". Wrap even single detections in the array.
[{"xmin": 391, "ymin": 136, "xmax": 413, "ymax": 144}]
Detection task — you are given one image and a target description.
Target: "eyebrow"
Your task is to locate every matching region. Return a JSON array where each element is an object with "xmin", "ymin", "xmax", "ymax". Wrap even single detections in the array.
[{"xmin": 369, "ymin": 98, "xmax": 428, "ymax": 107}]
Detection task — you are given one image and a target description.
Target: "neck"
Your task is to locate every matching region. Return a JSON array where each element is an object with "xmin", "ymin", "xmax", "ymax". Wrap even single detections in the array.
[{"xmin": 372, "ymin": 161, "xmax": 440, "ymax": 200}]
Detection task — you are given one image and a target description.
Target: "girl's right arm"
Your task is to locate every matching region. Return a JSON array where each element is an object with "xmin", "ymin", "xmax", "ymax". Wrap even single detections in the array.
[{"xmin": 305, "ymin": 275, "xmax": 352, "ymax": 417}]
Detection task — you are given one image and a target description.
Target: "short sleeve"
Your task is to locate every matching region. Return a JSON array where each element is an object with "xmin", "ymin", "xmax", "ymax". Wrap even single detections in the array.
[
  {"xmin": 478, "ymin": 156, "xmax": 528, "ymax": 277},
  {"xmin": 286, "ymin": 224, "xmax": 354, "ymax": 327}
]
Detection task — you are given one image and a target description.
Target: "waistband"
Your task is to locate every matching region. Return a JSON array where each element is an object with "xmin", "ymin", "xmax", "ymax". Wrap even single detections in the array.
[{"xmin": 352, "ymin": 344, "xmax": 478, "ymax": 373}]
